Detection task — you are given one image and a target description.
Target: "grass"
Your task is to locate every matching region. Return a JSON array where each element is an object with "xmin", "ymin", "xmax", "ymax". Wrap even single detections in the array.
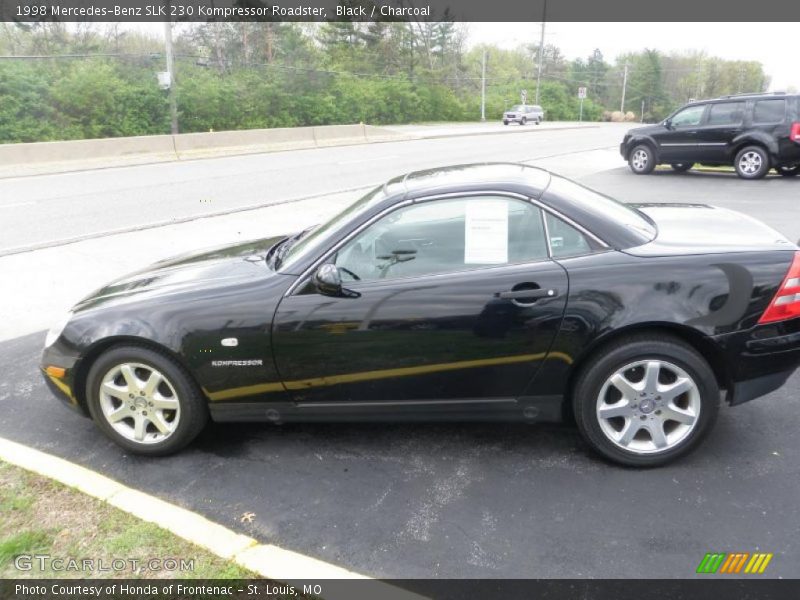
[{"xmin": 0, "ymin": 460, "xmax": 258, "ymax": 579}]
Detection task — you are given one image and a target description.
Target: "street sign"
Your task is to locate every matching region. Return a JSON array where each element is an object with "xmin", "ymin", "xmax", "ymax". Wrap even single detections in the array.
[
  {"xmin": 521, "ymin": 89, "xmax": 527, "ymax": 104},
  {"xmin": 578, "ymin": 87, "xmax": 587, "ymax": 99}
]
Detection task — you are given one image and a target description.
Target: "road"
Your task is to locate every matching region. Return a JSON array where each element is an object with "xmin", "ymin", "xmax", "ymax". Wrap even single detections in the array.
[
  {"xmin": 0, "ymin": 123, "xmax": 622, "ymax": 255},
  {"xmin": 1, "ymin": 124, "xmax": 799, "ymax": 581}
]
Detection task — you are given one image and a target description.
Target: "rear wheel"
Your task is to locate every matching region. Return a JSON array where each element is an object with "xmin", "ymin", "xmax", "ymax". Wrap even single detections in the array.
[
  {"xmin": 777, "ymin": 165, "xmax": 800, "ymax": 177},
  {"xmin": 628, "ymin": 144, "xmax": 656, "ymax": 175},
  {"xmin": 86, "ymin": 346, "xmax": 208, "ymax": 456},
  {"xmin": 670, "ymin": 162, "xmax": 694, "ymax": 172},
  {"xmin": 573, "ymin": 335, "xmax": 719, "ymax": 467},
  {"xmin": 734, "ymin": 145, "xmax": 770, "ymax": 179}
]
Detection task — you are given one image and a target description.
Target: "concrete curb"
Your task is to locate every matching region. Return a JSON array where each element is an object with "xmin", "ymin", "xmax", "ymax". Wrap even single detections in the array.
[{"xmin": 0, "ymin": 435, "xmax": 426, "ymax": 598}]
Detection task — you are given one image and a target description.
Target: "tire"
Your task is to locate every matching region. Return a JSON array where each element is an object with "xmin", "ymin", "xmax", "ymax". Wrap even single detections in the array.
[
  {"xmin": 777, "ymin": 165, "xmax": 800, "ymax": 177},
  {"xmin": 734, "ymin": 145, "xmax": 770, "ymax": 179},
  {"xmin": 521, "ymin": 117, "xmax": 527, "ymax": 125},
  {"xmin": 503, "ymin": 120, "xmax": 509, "ymax": 126},
  {"xmin": 628, "ymin": 144, "xmax": 656, "ymax": 175},
  {"xmin": 86, "ymin": 345, "xmax": 208, "ymax": 456},
  {"xmin": 535, "ymin": 118, "xmax": 541, "ymax": 125},
  {"xmin": 670, "ymin": 162, "xmax": 694, "ymax": 172},
  {"xmin": 572, "ymin": 334, "xmax": 720, "ymax": 467}
]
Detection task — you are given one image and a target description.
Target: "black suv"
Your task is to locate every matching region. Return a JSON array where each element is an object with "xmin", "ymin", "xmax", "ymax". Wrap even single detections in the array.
[{"xmin": 620, "ymin": 92, "xmax": 800, "ymax": 179}]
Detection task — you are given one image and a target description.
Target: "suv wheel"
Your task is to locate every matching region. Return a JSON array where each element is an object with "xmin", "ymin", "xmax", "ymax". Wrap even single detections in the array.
[
  {"xmin": 86, "ymin": 345, "xmax": 208, "ymax": 455},
  {"xmin": 572, "ymin": 335, "xmax": 719, "ymax": 467},
  {"xmin": 535, "ymin": 118, "xmax": 541, "ymax": 125},
  {"xmin": 670, "ymin": 163, "xmax": 694, "ymax": 172},
  {"xmin": 734, "ymin": 146, "xmax": 770, "ymax": 179},
  {"xmin": 520, "ymin": 117, "xmax": 527, "ymax": 125},
  {"xmin": 628, "ymin": 144, "xmax": 656, "ymax": 175},
  {"xmin": 503, "ymin": 120, "xmax": 509, "ymax": 126},
  {"xmin": 777, "ymin": 165, "xmax": 800, "ymax": 177}
]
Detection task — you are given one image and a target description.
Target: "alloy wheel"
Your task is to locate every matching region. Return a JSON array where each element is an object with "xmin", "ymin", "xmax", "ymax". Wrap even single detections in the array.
[
  {"xmin": 596, "ymin": 359, "xmax": 700, "ymax": 454},
  {"xmin": 98, "ymin": 362, "xmax": 181, "ymax": 444},
  {"xmin": 631, "ymin": 149, "xmax": 649, "ymax": 172},
  {"xmin": 738, "ymin": 151, "xmax": 763, "ymax": 175}
]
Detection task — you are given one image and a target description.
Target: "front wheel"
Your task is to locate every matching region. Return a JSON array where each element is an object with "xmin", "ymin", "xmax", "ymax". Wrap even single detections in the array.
[
  {"xmin": 86, "ymin": 345, "xmax": 208, "ymax": 456},
  {"xmin": 572, "ymin": 335, "xmax": 719, "ymax": 467},
  {"xmin": 777, "ymin": 165, "xmax": 800, "ymax": 177},
  {"xmin": 734, "ymin": 145, "xmax": 770, "ymax": 179},
  {"xmin": 670, "ymin": 162, "xmax": 694, "ymax": 172},
  {"xmin": 535, "ymin": 118, "xmax": 541, "ymax": 125},
  {"xmin": 520, "ymin": 117, "xmax": 527, "ymax": 125},
  {"xmin": 628, "ymin": 144, "xmax": 656, "ymax": 174},
  {"xmin": 503, "ymin": 120, "xmax": 509, "ymax": 126}
]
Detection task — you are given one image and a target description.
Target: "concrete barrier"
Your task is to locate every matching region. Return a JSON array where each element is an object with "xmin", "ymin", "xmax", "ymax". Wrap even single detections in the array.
[
  {"xmin": 0, "ymin": 134, "xmax": 176, "ymax": 166},
  {"xmin": 0, "ymin": 124, "xmax": 408, "ymax": 173}
]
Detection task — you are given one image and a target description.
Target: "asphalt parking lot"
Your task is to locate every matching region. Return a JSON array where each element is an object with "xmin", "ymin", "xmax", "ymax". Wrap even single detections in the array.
[{"xmin": 2, "ymin": 152, "xmax": 798, "ymax": 580}]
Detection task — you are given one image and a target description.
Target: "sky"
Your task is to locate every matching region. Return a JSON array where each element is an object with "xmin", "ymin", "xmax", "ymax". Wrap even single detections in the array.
[
  {"xmin": 129, "ymin": 21, "xmax": 798, "ymax": 91},
  {"xmin": 467, "ymin": 22, "xmax": 798, "ymax": 92}
]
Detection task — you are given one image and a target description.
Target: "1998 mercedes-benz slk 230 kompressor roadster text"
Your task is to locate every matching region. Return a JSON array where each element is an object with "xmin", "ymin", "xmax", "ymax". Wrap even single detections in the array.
[{"xmin": 41, "ymin": 164, "xmax": 800, "ymax": 466}]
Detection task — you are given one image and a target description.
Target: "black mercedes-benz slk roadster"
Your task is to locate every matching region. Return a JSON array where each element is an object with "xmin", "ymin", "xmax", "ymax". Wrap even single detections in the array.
[{"xmin": 42, "ymin": 163, "xmax": 800, "ymax": 466}]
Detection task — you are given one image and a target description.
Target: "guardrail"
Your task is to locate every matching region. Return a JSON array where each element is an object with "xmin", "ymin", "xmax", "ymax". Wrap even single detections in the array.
[{"xmin": 0, "ymin": 123, "xmax": 409, "ymax": 167}]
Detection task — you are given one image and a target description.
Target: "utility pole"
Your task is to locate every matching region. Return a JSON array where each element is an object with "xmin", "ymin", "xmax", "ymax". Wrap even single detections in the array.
[
  {"xmin": 534, "ymin": 0, "xmax": 547, "ymax": 105},
  {"xmin": 164, "ymin": 17, "xmax": 178, "ymax": 135},
  {"xmin": 480, "ymin": 49, "xmax": 486, "ymax": 121},
  {"xmin": 620, "ymin": 62, "xmax": 628, "ymax": 113},
  {"xmin": 641, "ymin": 99, "xmax": 645, "ymax": 123}
]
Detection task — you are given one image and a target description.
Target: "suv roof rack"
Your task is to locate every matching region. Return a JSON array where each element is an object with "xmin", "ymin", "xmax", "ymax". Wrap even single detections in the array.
[{"xmin": 718, "ymin": 91, "xmax": 787, "ymax": 99}]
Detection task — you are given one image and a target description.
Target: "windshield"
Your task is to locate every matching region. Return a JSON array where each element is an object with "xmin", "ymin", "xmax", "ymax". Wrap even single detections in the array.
[
  {"xmin": 277, "ymin": 185, "xmax": 388, "ymax": 273},
  {"xmin": 510, "ymin": 105, "xmax": 525, "ymax": 111}
]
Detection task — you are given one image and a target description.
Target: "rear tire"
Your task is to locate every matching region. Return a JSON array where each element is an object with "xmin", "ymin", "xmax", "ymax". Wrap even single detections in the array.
[
  {"xmin": 572, "ymin": 335, "xmax": 719, "ymax": 467},
  {"xmin": 628, "ymin": 144, "xmax": 656, "ymax": 175},
  {"xmin": 86, "ymin": 345, "xmax": 208, "ymax": 456},
  {"xmin": 777, "ymin": 165, "xmax": 800, "ymax": 177},
  {"xmin": 670, "ymin": 162, "xmax": 694, "ymax": 172},
  {"xmin": 734, "ymin": 145, "xmax": 770, "ymax": 179}
]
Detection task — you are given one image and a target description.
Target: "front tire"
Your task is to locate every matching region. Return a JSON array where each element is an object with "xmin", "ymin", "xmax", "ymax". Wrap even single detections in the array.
[
  {"xmin": 734, "ymin": 145, "xmax": 770, "ymax": 179},
  {"xmin": 520, "ymin": 117, "xmax": 527, "ymax": 125},
  {"xmin": 86, "ymin": 345, "xmax": 208, "ymax": 456},
  {"xmin": 572, "ymin": 335, "xmax": 719, "ymax": 467},
  {"xmin": 503, "ymin": 120, "xmax": 509, "ymax": 126},
  {"xmin": 670, "ymin": 162, "xmax": 694, "ymax": 172},
  {"xmin": 628, "ymin": 144, "xmax": 656, "ymax": 175},
  {"xmin": 777, "ymin": 165, "xmax": 800, "ymax": 177}
]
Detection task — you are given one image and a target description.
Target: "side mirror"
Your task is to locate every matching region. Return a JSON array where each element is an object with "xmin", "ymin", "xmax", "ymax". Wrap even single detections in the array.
[
  {"xmin": 312, "ymin": 263, "xmax": 343, "ymax": 297},
  {"xmin": 663, "ymin": 118, "xmax": 673, "ymax": 130}
]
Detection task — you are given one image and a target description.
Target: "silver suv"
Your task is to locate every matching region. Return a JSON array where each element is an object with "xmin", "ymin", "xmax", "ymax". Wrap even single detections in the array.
[{"xmin": 503, "ymin": 104, "xmax": 544, "ymax": 126}]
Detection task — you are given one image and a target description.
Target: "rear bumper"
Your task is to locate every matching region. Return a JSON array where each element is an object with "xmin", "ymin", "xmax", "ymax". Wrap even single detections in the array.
[{"xmin": 716, "ymin": 320, "xmax": 800, "ymax": 405}]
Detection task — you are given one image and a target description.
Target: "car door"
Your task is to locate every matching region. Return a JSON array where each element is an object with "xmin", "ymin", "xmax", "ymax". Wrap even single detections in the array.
[
  {"xmin": 271, "ymin": 194, "xmax": 569, "ymax": 409},
  {"xmin": 655, "ymin": 103, "xmax": 707, "ymax": 162},
  {"xmin": 695, "ymin": 101, "xmax": 746, "ymax": 163}
]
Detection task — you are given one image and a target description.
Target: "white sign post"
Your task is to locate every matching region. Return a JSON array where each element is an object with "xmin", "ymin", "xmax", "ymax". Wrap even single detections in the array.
[
  {"xmin": 521, "ymin": 89, "xmax": 527, "ymax": 104},
  {"xmin": 577, "ymin": 87, "xmax": 587, "ymax": 122}
]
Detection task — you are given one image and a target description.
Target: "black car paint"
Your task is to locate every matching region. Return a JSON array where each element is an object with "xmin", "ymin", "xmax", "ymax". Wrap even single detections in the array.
[
  {"xmin": 620, "ymin": 94, "xmax": 800, "ymax": 168},
  {"xmin": 42, "ymin": 164, "xmax": 800, "ymax": 426}
]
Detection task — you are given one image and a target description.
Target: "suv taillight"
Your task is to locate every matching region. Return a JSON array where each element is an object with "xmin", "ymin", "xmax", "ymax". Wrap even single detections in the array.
[
  {"xmin": 759, "ymin": 251, "xmax": 800, "ymax": 324},
  {"xmin": 791, "ymin": 122, "xmax": 800, "ymax": 143}
]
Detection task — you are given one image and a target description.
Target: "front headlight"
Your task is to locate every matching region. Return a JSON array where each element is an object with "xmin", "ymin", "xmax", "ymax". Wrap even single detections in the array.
[{"xmin": 44, "ymin": 312, "xmax": 72, "ymax": 348}]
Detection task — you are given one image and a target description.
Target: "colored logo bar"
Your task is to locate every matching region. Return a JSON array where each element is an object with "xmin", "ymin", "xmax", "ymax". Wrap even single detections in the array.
[{"xmin": 697, "ymin": 552, "xmax": 773, "ymax": 574}]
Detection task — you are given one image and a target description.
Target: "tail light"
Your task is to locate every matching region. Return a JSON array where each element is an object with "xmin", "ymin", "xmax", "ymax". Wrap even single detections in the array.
[
  {"xmin": 759, "ymin": 251, "xmax": 800, "ymax": 324},
  {"xmin": 791, "ymin": 122, "xmax": 800, "ymax": 143}
]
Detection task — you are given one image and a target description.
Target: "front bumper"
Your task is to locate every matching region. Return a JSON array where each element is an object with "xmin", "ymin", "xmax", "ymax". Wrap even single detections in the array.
[{"xmin": 41, "ymin": 342, "xmax": 88, "ymax": 417}]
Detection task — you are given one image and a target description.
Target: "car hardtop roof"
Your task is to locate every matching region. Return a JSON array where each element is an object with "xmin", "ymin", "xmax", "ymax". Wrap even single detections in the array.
[
  {"xmin": 381, "ymin": 162, "xmax": 552, "ymax": 200},
  {"xmin": 685, "ymin": 91, "xmax": 796, "ymax": 107}
]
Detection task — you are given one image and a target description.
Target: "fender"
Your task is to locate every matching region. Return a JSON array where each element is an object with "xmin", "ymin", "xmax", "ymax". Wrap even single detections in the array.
[{"xmin": 729, "ymin": 131, "xmax": 780, "ymax": 160}]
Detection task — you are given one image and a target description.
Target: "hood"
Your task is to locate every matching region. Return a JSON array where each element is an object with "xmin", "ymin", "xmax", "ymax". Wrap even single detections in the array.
[
  {"xmin": 72, "ymin": 235, "xmax": 286, "ymax": 313},
  {"xmin": 624, "ymin": 123, "xmax": 668, "ymax": 137},
  {"xmin": 624, "ymin": 204, "xmax": 796, "ymax": 256}
]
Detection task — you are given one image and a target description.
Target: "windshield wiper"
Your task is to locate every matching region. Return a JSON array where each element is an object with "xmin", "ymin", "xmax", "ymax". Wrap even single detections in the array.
[{"xmin": 270, "ymin": 228, "xmax": 311, "ymax": 270}]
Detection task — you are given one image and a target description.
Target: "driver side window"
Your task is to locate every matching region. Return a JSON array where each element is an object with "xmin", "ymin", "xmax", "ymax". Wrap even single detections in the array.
[
  {"xmin": 670, "ymin": 104, "xmax": 706, "ymax": 128},
  {"xmin": 334, "ymin": 196, "xmax": 547, "ymax": 283}
]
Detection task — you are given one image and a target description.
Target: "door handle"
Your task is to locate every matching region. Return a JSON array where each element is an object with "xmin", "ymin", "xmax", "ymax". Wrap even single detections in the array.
[{"xmin": 496, "ymin": 288, "xmax": 558, "ymax": 300}]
